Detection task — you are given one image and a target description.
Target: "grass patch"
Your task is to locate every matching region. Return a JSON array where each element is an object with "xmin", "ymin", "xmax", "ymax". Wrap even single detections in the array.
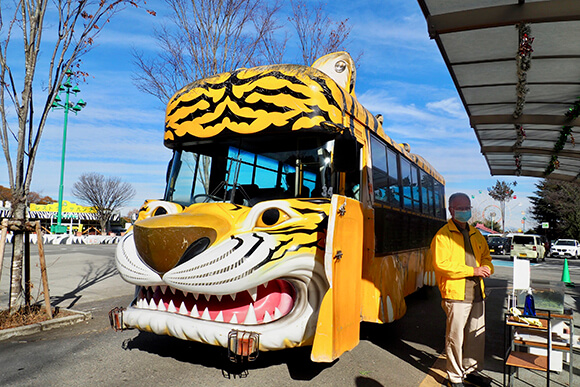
[{"xmin": 0, "ymin": 305, "xmax": 74, "ymax": 330}]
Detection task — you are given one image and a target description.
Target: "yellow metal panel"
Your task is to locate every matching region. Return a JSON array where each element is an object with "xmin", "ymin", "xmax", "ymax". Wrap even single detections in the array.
[{"xmin": 311, "ymin": 195, "xmax": 363, "ymax": 362}]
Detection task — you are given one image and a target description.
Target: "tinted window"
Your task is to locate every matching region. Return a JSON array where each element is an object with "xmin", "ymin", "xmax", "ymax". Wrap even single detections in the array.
[
  {"xmin": 386, "ymin": 148, "xmax": 400, "ymax": 206},
  {"xmin": 401, "ymin": 158, "xmax": 413, "ymax": 210},
  {"xmin": 513, "ymin": 236, "xmax": 535, "ymax": 245}
]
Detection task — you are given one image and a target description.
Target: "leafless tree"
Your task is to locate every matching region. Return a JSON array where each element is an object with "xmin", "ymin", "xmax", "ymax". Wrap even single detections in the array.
[
  {"xmin": 72, "ymin": 173, "xmax": 136, "ymax": 235},
  {"xmin": 132, "ymin": 0, "xmax": 284, "ymax": 103},
  {"xmin": 288, "ymin": 0, "xmax": 354, "ymax": 65},
  {"xmin": 0, "ymin": 0, "xmax": 151, "ymax": 310}
]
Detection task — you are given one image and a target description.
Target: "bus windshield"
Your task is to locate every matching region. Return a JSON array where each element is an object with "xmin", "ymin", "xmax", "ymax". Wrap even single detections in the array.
[{"xmin": 164, "ymin": 139, "xmax": 338, "ymax": 206}]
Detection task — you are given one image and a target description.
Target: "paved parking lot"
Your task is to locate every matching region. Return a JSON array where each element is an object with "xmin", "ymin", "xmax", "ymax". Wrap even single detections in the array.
[{"xmin": 0, "ymin": 246, "xmax": 579, "ymax": 386}]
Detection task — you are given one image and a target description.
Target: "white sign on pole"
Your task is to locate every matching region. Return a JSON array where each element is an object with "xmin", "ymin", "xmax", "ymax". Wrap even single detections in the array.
[{"xmin": 513, "ymin": 258, "xmax": 530, "ymax": 290}]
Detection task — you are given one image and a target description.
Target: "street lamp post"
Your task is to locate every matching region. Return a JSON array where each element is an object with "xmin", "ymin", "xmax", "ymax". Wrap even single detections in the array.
[{"xmin": 50, "ymin": 69, "xmax": 86, "ymax": 234}]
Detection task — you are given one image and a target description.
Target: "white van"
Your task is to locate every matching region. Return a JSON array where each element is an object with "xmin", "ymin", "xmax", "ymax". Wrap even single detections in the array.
[{"xmin": 510, "ymin": 234, "xmax": 546, "ymax": 262}]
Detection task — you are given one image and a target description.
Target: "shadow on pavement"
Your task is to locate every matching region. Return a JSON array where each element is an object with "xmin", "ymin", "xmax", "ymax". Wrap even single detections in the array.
[
  {"xmin": 122, "ymin": 331, "xmax": 335, "ymax": 381},
  {"xmin": 355, "ymin": 375, "xmax": 384, "ymax": 386},
  {"xmin": 114, "ymin": 278, "xmax": 523, "ymax": 383},
  {"xmin": 361, "ymin": 286, "xmax": 447, "ymax": 386},
  {"xmin": 50, "ymin": 259, "xmax": 118, "ymax": 309}
]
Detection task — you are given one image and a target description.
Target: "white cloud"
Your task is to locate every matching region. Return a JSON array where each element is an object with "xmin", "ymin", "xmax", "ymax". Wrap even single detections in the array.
[{"xmin": 426, "ymin": 97, "xmax": 465, "ymax": 118}]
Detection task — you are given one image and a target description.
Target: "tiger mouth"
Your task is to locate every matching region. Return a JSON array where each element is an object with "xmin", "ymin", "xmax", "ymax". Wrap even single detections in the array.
[{"xmin": 133, "ymin": 279, "xmax": 296, "ymax": 325}]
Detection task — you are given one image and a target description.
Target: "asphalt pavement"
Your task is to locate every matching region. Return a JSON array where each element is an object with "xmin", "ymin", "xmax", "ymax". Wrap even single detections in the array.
[{"xmin": 0, "ymin": 246, "xmax": 579, "ymax": 386}]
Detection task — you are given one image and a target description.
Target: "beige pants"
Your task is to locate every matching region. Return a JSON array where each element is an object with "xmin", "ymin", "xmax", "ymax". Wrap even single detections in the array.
[{"xmin": 442, "ymin": 300, "xmax": 485, "ymax": 383}]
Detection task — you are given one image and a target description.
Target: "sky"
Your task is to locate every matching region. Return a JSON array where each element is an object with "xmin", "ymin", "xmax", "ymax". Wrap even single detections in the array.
[{"xmin": 0, "ymin": 0, "xmax": 539, "ymax": 231}]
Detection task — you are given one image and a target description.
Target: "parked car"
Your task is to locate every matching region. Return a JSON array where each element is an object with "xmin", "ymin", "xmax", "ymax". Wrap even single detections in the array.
[
  {"xmin": 549, "ymin": 239, "xmax": 580, "ymax": 259},
  {"xmin": 510, "ymin": 234, "xmax": 546, "ymax": 262},
  {"xmin": 487, "ymin": 236, "xmax": 509, "ymax": 255}
]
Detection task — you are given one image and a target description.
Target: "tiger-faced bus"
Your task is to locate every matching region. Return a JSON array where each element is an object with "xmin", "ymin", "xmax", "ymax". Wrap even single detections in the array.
[{"xmin": 111, "ymin": 52, "xmax": 446, "ymax": 362}]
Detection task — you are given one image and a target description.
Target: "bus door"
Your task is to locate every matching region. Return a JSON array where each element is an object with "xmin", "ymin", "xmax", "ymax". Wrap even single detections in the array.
[{"xmin": 311, "ymin": 194, "xmax": 364, "ymax": 362}]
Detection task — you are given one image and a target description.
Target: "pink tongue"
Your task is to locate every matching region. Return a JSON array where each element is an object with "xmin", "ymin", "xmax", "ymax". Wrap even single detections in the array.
[{"xmin": 210, "ymin": 279, "xmax": 295, "ymax": 323}]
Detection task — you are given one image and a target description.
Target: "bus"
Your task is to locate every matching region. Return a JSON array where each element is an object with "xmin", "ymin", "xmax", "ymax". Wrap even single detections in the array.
[{"xmin": 111, "ymin": 52, "xmax": 446, "ymax": 362}]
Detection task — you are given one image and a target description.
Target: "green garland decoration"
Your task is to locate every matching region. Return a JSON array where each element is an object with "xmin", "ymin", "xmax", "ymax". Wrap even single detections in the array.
[
  {"xmin": 544, "ymin": 98, "xmax": 580, "ymax": 175},
  {"xmin": 513, "ymin": 24, "xmax": 533, "ymax": 176}
]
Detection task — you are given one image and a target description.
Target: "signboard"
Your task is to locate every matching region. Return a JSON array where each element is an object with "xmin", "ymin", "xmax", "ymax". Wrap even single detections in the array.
[{"xmin": 542, "ymin": 222, "xmax": 549, "ymax": 229}]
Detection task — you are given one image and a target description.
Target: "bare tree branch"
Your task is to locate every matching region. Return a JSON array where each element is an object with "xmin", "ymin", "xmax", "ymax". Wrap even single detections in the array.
[
  {"xmin": 288, "ymin": 0, "xmax": 353, "ymax": 66},
  {"xmin": 132, "ymin": 0, "xmax": 283, "ymax": 103},
  {"xmin": 72, "ymin": 173, "xmax": 136, "ymax": 235}
]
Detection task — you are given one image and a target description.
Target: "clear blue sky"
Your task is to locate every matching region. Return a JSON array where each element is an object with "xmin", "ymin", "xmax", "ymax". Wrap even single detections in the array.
[{"xmin": 1, "ymin": 0, "xmax": 538, "ymax": 230}]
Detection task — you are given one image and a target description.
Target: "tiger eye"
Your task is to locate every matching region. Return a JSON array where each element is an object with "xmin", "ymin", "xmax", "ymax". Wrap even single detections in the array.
[{"xmin": 261, "ymin": 208, "xmax": 280, "ymax": 226}]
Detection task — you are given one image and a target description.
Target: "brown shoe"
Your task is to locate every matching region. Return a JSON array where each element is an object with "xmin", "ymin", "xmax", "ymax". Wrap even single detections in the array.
[{"xmin": 446, "ymin": 380, "xmax": 465, "ymax": 387}]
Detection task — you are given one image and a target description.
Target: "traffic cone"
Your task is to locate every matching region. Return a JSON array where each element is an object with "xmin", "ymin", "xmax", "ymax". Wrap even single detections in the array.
[{"xmin": 562, "ymin": 258, "xmax": 574, "ymax": 287}]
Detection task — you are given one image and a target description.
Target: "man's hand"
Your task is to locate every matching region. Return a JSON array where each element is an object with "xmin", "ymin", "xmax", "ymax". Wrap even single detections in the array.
[{"xmin": 473, "ymin": 266, "xmax": 491, "ymax": 278}]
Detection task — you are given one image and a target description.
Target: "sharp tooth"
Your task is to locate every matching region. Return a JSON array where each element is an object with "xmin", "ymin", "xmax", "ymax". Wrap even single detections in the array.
[
  {"xmin": 274, "ymin": 307, "xmax": 282, "ymax": 319},
  {"xmin": 216, "ymin": 294, "xmax": 223, "ymax": 302},
  {"xmin": 215, "ymin": 311, "xmax": 224, "ymax": 322},
  {"xmin": 230, "ymin": 314, "xmax": 238, "ymax": 324},
  {"xmin": 247, "ymin": 287, "xmax": 258, "ymax": 302},
  {"xmin": 243, "ymin": 304, "xmax": 258, "ymax": 324},
  {"xmin": 179, "ymin": 302, "xmax": 189, "ymax": 316},
  {"xmin": 230, "ymin": 293, "xmax": 237, "ymax": 301},
  {"xmin": 160, "ymin": 285, "xmax": 167, "ymax": 294},
  {"xmin": 192, "ymin": 293, "xmax": 199, "ymax": 300},
  {"xmin": 201, "ymin": 307, "xmax": 211, "ymax": 321},
  {"xmin": 167, "ymin": 299, "xmax": 177, "ymax": 313},
  {"xmin": 149, "ymin": 298, "xmax": 157, "ymax": 310},
  {"xmin": 204, "ymin": 294, "xmax": 211, "ymax": 302},
  {"xmin": 263, "ymin": 310, "xmax": 272, "ymax": 323},
  {"xmin": 182, "ymin": 291, "xmax": 189, "ymax": 298},
  {"xmin": 170, "ymin": 287, "xmax": 176, "ymax": 294},
  {"xmin": 263, "ymin": 281, "xmax": 269, "ymax": 289},
  {"xmin": 158, "ymin": 299, "xmax": 166, "ymax": 311},
  {"xmin": 136, "ymin": 298, "xmax": 143, "ymax": 308},
  {"xmin": 190, "ymin": 304, "xmax": 200, "ymax": 318}
]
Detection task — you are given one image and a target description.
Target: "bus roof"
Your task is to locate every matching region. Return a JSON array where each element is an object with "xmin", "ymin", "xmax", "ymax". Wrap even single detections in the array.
[{"xmin": 164, "ymin": 55, "xmax": 444, "ymax": 184}]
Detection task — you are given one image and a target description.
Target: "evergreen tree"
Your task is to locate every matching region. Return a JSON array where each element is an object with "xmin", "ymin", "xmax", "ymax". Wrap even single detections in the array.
[{"xmin": 529, "ymin": 178, "xmax": 580, "ymax": 241}]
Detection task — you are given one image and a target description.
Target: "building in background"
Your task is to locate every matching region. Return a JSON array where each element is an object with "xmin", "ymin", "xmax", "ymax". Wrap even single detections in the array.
[{"xmin": 0, "ymin": 200, "xmax": 122, "ymax": 235}]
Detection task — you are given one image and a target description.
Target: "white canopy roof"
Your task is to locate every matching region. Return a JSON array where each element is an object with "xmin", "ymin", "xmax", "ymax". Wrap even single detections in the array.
[{"xmin": 418, "ymin": 0, "xmax": 580, "ymax": 180}]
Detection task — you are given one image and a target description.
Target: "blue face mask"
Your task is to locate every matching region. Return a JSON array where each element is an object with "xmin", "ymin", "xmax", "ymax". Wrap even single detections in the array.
[{"xmin": 454, "ymin": 210, "xmax": 472, "ymax": 223}]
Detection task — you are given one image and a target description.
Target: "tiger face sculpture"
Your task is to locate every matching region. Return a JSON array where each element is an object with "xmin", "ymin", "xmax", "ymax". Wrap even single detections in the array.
[{"xmin": 115, "ymin": 199, "xmax": 330, "ymax": 351}]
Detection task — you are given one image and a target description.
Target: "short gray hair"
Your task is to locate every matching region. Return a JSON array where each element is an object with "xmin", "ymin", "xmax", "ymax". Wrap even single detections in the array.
[{"xmin": 448, "ymin": 192, "xmax": 470, "ymax": 208}]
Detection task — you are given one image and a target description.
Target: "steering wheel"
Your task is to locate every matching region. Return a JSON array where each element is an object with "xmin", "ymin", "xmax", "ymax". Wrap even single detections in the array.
[{"xmin": 193, "ymin": 194, "xmax": 222, "ymax": 203}]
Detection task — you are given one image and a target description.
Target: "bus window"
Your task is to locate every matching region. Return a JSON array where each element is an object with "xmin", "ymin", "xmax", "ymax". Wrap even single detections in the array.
[
  {"xmin": 420, "ymin": 171, "xmax": 433, "ymax": 215},
  {"xmin": 434, "ymin": 180, "xmax": 444, "ymax": 218},
  {"xmin": 371, "ymin": 136, "xmax": 399, "ymax": 206},
  {"xmin": 401, "ymin": 158, "xmax": 413, "ymax": 210},
  {"xmin": 411, "ymin": 164, "xmax": 420, "ymax": 211},
  {"xmin": 386, "ymin": 148, "xmax": 400, "ymax": 206},
  {"xmin": 371, "ymin": 137, "xmax": 389, "ymax": 203},
  {"xmin": 164, "ymin": 139, "xmax": 336, "ymax": 206},
  {"xmin": 165, "ymin": 151, "xmax": 206, "ymax": 204}
]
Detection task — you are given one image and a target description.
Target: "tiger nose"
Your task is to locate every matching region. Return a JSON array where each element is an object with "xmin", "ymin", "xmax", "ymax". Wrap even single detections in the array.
[{"xmin": 133, "ymin": 214, "xmax": 220, "ymax": 274}]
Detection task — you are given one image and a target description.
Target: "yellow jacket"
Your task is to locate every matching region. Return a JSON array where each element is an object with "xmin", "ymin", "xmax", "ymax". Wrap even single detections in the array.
[{"xmin": 431, "ymin": 219, "xmax": 494, "ymax": 301}]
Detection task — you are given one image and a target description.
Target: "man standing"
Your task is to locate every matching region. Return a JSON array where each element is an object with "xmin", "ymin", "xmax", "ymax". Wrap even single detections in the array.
[{"xmin": 431, "ymin": 193, "xmax": 494, "ymax": 387}]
